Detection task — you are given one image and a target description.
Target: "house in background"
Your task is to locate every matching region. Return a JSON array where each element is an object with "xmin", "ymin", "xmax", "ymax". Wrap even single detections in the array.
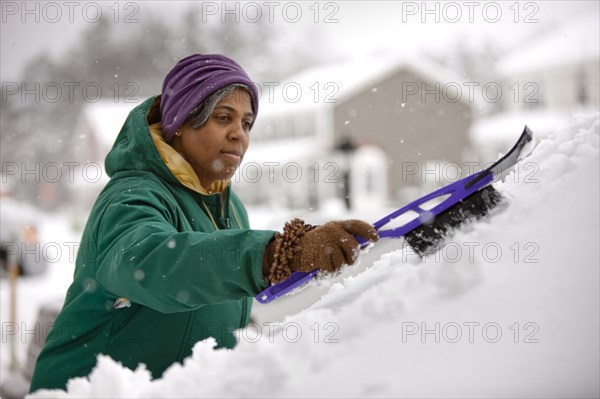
[
  {"xmin": 470, "ymin": 16, "xmax": 599, "ymax": 163},
  {"xmin": 73, "ymin": 100, "xmax": 138, "ymax": 166},
  {"xmin": 238, "ymin": 53, "xmax": 474, "ymax": 210}
]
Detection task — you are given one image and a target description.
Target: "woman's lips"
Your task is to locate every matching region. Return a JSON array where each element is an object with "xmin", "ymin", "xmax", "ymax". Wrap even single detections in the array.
[{"xmin": 221, "ymin": 150, "xmax": 242, "ymax": 162}]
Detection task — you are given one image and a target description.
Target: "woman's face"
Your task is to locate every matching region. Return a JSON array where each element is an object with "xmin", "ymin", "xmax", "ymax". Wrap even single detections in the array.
[{"xmin": 172, "ymin": 88, "xmax": 254, "ymax": 191}]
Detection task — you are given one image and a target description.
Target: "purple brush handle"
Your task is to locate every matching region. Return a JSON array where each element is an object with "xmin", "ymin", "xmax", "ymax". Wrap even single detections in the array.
[
  {"xmin": 255, "ymin": 171, "xmax": 492, "ymax": 304},
  {"xmin": 255, "ymin": 270, "xmax": 319, "ymax": 304},
  {"xmin": 358, "ymin": 171, "xmax": 492, "ymax": 245}
]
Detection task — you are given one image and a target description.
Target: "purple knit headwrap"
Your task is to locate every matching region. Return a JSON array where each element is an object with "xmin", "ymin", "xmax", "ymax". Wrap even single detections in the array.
[{"xmin": 160, "ymin": 54, "xmax": 259, "ymax": 143}]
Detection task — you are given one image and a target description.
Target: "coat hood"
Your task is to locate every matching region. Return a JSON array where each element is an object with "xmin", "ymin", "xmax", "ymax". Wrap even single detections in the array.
[{"xmin": 105, "ymin": 96, "xmax": 174, "ymax": 183}]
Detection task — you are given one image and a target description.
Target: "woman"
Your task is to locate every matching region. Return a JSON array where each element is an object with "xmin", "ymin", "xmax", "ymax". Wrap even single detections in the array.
[{"xmin": 29, "ymin": 54, "xmax": 378, "ymax": 392}]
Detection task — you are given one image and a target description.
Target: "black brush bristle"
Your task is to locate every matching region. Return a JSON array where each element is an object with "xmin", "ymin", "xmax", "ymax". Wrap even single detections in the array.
[{"xmin": 404, "ymin": 185, "xmax": 504, "ymax": 257}]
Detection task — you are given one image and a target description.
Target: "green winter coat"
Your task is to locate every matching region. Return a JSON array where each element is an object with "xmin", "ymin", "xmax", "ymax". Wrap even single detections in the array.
[{"xmin": 29, "ymin": 96, "xmax": 275, "ymax": 393}]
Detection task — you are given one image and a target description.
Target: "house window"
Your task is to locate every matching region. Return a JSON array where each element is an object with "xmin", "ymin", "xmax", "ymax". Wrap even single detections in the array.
[
  {"xmin": 524, "ymin": 79, "xmax": 544, "ymax": 110},
  {"xmin": 365, "ymin": 171, "xmax": 373, "ymax": 194},
  {"xmin": 294, "ymin": 112, "xmax": 315, "ymax": 138},
  {"xmin": 576, "ymin": 68, "xmax": 588, "ymax": 106},
  {"xmin": 273, "ymin": 118, "xmax": 293, "ymax": 140}
]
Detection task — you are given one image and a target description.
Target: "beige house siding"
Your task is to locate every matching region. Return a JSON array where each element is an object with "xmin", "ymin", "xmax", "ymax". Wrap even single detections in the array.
[{"xmin": 332, "ymin": 67, "xmax": 472, "ymax": 200}]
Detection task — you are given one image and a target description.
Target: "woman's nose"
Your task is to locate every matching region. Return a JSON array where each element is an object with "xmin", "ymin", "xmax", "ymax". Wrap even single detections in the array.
[{"xmin": 228, "ymin": 122, "xmax": 246, "ymax": 141}]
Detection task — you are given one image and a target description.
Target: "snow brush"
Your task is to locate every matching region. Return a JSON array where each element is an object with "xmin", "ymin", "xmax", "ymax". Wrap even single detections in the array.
[{"xmin": 256, "ymin": 126, "xmax": 534, "ymax": 304}]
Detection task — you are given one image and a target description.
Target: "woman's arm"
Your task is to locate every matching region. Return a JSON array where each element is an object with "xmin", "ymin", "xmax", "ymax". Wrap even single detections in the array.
[{"xmin": 94, "ymin": 184, "xmax": 275, "ymax": 314}]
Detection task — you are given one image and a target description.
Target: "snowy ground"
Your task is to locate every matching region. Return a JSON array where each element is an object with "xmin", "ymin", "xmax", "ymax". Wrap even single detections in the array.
[{"xmin": 3, "ymin": 113, "xmax": 598, "ymax": 398}]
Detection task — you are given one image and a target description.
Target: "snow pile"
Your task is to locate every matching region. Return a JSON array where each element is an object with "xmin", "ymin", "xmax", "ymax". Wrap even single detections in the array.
[{"xmin": 30, "ymin": 113, "xmax": 599, "ymax": 398}]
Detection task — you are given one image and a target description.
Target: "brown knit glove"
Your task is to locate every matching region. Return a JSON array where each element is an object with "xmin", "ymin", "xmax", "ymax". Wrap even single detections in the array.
[{"xmin": 263, "ymin": 218, "xmax": 379, "ymax": 284}]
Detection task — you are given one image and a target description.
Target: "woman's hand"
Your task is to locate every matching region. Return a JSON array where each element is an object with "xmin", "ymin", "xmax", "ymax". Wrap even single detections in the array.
[{"xmin": 263, "ymin": 218, "xmax": 379, "ymax": 284}]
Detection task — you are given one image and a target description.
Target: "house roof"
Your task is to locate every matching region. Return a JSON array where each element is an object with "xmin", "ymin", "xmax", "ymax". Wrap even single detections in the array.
[
  {"xmin": 258, "ymin": 51, "xmax": 472, "ymax": 117},
  {"xmin": 499, "ymin": 16, "xmax": 599, "ymax": 75},
  {"xmin": 76, "ymin": 100, "xmax": 137, "ymax": 153}
]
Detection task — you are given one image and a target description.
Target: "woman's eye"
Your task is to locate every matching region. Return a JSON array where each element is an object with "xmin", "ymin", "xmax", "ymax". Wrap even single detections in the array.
[{"xmin": 216, "ymin": 114, "xmax": 230, "ymax": 121}]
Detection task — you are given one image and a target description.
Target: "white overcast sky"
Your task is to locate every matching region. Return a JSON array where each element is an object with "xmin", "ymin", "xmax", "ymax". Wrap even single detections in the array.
[{"xmin": 1, "ymin": 1, "xmax": 598, "ymax": 81}]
